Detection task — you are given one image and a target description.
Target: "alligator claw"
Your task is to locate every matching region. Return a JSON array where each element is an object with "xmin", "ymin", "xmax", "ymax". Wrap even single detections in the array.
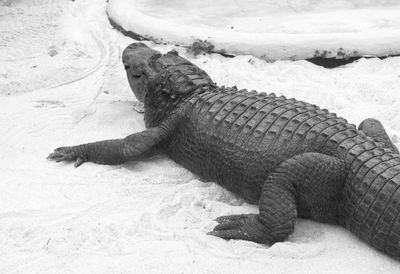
[
  {"xmin": 207, "ymin": 229, "xmax": 246, "ymax": 240},
  {"xmin": 215, "ymin": 214, "xmax": 247, "ymax": 224},
  {"xmin": 74, "ymin": 157, "xmax": 85, "ymax": 167},
  {"xmin": 208, "ymin": 214, "xmax": 269, "ymax": 243},
  {"xmin": 47, "ymin": 146, "xmax": 83, "ymax": 167}
]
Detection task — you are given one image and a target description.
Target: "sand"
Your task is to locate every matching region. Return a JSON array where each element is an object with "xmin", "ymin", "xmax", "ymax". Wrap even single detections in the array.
[{"xmin": 1, "ymin": 0, "xmax": 400, "ymax": 272}]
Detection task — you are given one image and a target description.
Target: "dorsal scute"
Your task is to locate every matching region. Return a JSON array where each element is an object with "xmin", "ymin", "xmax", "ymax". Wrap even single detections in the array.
[{"xmin": 152, "ymin": 64, "xmax": 215, "ymax": 101}]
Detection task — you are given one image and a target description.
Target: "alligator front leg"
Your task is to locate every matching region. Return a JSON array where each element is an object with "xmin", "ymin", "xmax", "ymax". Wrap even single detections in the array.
[
  {"xmin": 48, "ymin": 128, "xmax": 166, "ymax": 167},
  {"xmin": 209, "ymin": 152, "xmax": 348, "ymax": 245},
  {"xmin": 47, "ymin": 114, "xmax": 181, "ymax": 167}
]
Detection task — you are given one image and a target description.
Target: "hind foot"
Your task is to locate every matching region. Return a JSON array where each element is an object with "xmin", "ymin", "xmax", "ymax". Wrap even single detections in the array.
[{"xmin": 208, "ymin": 214, "xmax": 270, "ymax": 244}]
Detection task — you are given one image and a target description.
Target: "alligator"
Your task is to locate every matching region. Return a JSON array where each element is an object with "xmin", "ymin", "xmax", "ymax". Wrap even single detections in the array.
[{"xmin": 48, "ymin": 43, "xmax": 400, "ymax": 260}]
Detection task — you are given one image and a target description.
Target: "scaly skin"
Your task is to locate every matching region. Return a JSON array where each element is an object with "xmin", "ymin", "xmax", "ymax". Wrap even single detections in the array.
[{"xmin": 48, "ymin": 43, "xmax": 400, "ymax": 260}]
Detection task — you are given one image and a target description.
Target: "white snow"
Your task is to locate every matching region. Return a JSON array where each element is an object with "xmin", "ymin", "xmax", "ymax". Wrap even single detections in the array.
[
  {"xmin": 107, "ymin": 0, "xmax": 400, "ymax": 61},
  {"xmin": 1, "ymin": 0, "xmax": 400, "ymax": 273}
]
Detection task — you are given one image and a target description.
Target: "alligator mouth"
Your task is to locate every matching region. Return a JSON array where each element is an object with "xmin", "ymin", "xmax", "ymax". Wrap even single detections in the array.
[{"xmin": 125, "ymin": 66, "xmax": 148, "ymax": 102}]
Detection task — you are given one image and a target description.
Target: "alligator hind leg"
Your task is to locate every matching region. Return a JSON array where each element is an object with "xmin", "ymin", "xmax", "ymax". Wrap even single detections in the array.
[
  {"xmin": 209, "ymin": 152, "xmax": 347, "ymax": 244},
  {"xmin": 358, "ymin": 118, "xmax": 399, "ymax": 153}
]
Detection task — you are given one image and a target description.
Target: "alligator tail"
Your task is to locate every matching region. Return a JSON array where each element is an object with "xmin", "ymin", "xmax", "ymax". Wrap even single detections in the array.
[{"xmin": 342, "ymin": 141, "xmax": 400, "ymax": 259}]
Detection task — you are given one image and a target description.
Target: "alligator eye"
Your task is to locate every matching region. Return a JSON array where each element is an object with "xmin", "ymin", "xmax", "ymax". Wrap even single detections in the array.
[
  {"xmin": 161, "ymin": 88, "xmax": 170, "ymax": 95},
  {"xmin": 124, "ymin": 65, "xmax": 130, "ymax": 70}
]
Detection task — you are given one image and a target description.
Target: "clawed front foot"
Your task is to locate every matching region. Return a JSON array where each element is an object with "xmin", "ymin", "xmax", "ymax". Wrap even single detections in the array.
[
  {"xmin": 208, "ymin": 214, "xmax": 270, "ymax": 244},
  {"xmin": 47, "ymin": 146, "xmax": 86, "ymax": 167}
]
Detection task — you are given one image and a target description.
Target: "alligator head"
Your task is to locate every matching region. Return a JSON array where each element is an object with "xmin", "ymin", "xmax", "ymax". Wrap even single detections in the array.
[
  {"xmin": 122, "ymin": 43, "xmax": 161, "ymax": 103},
  {"xmin": 122, "ymin": 43, "xmax": 215, "ymax": 105}
]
